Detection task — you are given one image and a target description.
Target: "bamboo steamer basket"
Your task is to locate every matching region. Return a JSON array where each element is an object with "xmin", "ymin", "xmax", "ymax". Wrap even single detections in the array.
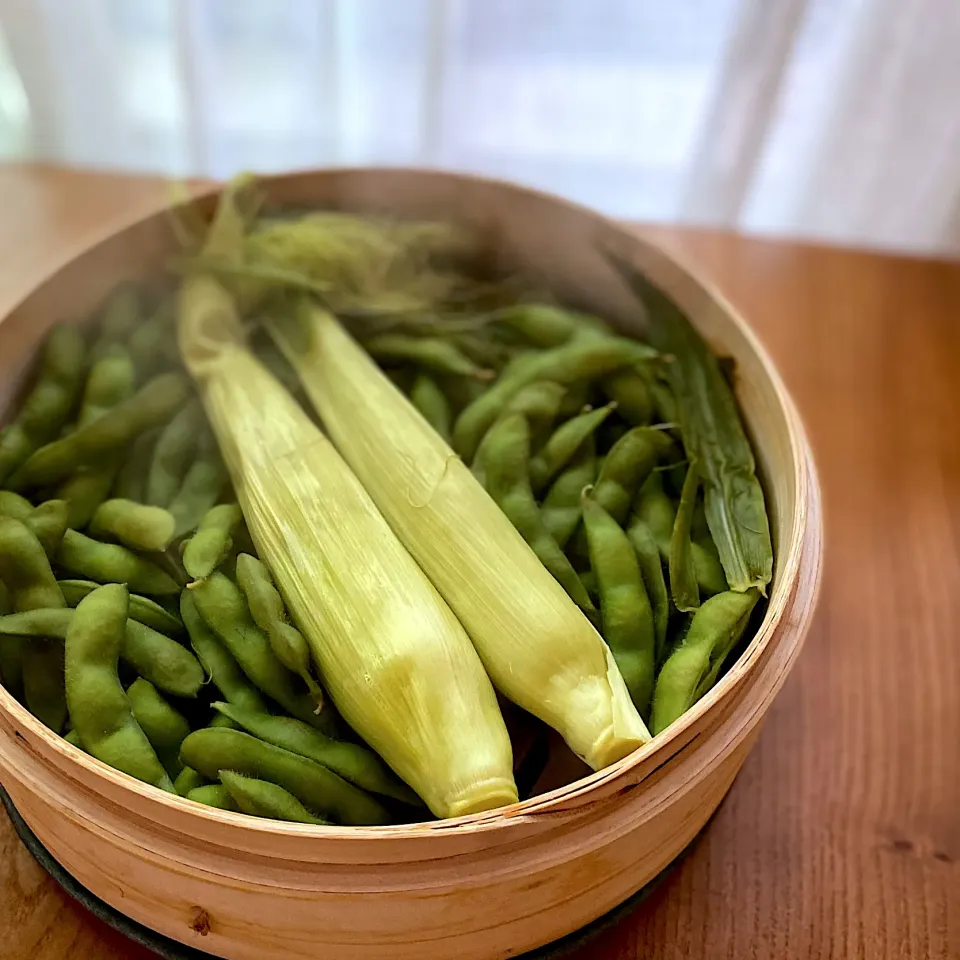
[{"xmin": 0, "ymin": 169, "xmax": 822, "ymax": 960}]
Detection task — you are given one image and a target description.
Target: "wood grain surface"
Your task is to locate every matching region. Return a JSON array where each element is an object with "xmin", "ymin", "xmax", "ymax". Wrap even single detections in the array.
[{"xmin": 1, "ymin": 165, "xmax": 958, "ymax": 960}]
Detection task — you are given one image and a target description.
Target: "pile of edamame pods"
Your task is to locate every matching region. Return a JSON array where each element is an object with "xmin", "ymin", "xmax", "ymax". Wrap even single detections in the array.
[{"xmin": 0, "ymin": 235, "xmax": 773, "ymax": 827}]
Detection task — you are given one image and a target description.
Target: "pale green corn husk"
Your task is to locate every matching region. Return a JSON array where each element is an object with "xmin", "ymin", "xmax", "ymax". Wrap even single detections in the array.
[
  {"xmin": 270, "ymin": 303, "xmax": 651, "ymax": 770},
  {"xmin": 177, "ymin": 274, "xmax": 517, "ymax": 819}
]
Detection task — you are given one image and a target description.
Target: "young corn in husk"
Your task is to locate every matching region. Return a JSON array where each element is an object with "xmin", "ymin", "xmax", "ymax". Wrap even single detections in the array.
[
  {"xmin": 176, "ymin": 272, "xmax": 517, "ymax": 819},
  {"xmin": 269, "ymin": 302, "xmax": 652, "ymax": 770}
]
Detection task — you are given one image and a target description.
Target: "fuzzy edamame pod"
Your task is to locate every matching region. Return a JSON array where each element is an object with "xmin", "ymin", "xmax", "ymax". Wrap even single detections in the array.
[
  {"xmin": 168, "ymin": 429, "xmax": 228, "ymax": 537},
  {"xmin": 174, "ymin": 766, "xmax": 208, "ymax": 796},
  {"xmin": 650, "ymin": 589, "xmax": 760, "ymax": 734},
  {"xmin": 0, "ymin": 608, "xmax": 204, "ymax": 698},
  {"xmin": 179, "ymin": 727, "xmax": 391, "ymax": 825},
  {"xmin": 601, "ymin": 368, "xmax": 654, "ymax": 426},
  {"xmin": 669, "ymin": 462, "xmax": 701, "ymax": 613},
  {"xmin": 409, "ymin": 374, "xmax": 452, "ymax": 441},
  {"xmin": 628, "ymin": 471, "xmax": 728, "ymax": 599},
  {"xmin": 64, "ymin": 583, "xmax": 173, "ymax": 791},
  {"xmin": 626, "ymin": 519, "xmax": 670, "ymax": 665},
  {"xmin": 475, "ymin": 413, "xmax": 595, "ymax": 616},
  {"xmin": 233, "ymin": 553, "xmax": 323, "ymax": 704},
  {"xmin": 528, "ymin": 402, "xmax": 617, "ymax": 493},
  {"xmin": 90, "ymin": 285, "xmax": 141, "ymax": 358},
  {"xmin": 452, "ymin": 336, "xmax": 658, "ymax": 461},
  {"xmin": 89, "ymin": 499, "xmax": 176, "ymax": 553},
  {"xmin": 0, "ymin": 498, "xmax": 69, "ymax": 560},
  {"xmin": 0, "ymin": 324, "xmax": 86, "ymax": 485},
  {"xmin": 498, "ymin": 381, "xmax": 566, "ymax": 449},
  {"xmin": 581, "ymin": 490, "xmax": 656, "ymax": 717},
  {"xmin": 9, "ymin": 372, "xmax": 192, "ymax": 491},
  {"xmin": 127, "ymin": 303, "xmax": 180, "ymax": 377},
  {"xmin": 493, "ymin": 304, "xmax": 606, "ymax": 348},
  {"xmin": 0, "ymin": 491, "xmax": 33, "ymax": 521},
  {"xmin": 591, "ymin": 426, "xmax": 674, "ymax": 526},
  {"xmin": 212, "ymin": 700, "xmax": 419, "ymax": 804},
  {"xmin": 126, "ymin": 678, "xmax": 191, "ymax": 779},
  {"xmin": 540, "ymin": 438, "xmax": 597, "ymax": 549},
  {"xmin": 145, "ymin": 398, "xmax": 204, "ymax": 506},
  {"xmin": 219, "ymin": 770, "xmax": 330, "ymax": 824},
  {"xmin": 190, "ymin": 573, "xmax": 325, "ymax": 728},
  {"xmin": 58, "ymin": 580, "xmax": 183, "ymax": 636},
  {"xmin": 180, "ymin": 591, "xmax": 266, "ymax": 712},
  {"xmin": 0, "ymin": 517, "xmax": 67, "ymax": 730},
  {"xmin": 186, "ymin": 784, "xmax": 238, "ymax": 811},
  {"xmin": 0, "ymin": 517, "xmax": 65, "ymax": 614},
  {"xmin": 113, "ymin": 429, "xmax": 158, "ymax": 503},
  {"xmin": 362, "ymin": 334, "xmax": 493, "ymax": 380},
  {"xmin": 62, "ymin": 333, "xmax": 138, "ymax": 539},
  {"xmin": 56, "ymin": 529, "xmax": 180, "ymax": 595},
  {"xmin": 182, "ymin": 503, "xmax": 243, "ymax": 581}
]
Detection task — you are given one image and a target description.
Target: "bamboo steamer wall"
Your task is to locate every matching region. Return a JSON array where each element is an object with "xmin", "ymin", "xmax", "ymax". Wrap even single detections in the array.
[{"xmin": 0, "ymin": 170, "xmax": 822, "ymax": 960}]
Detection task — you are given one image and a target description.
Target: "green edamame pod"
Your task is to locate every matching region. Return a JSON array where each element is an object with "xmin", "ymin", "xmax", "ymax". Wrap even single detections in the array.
[
  {"xmin": 212, "ymin": 701, "xmax": 419, "ymax": 804},
  {"xmin": 0, "ymin": 517, "xmax": 65, "ymax": 613},
  {"xmin": 233, "ymin": 553, "xmax": 324, "ymax": 705},
  {"xmin": 9, "ymin": 372, "xmax": 192, "ymax": 491},
  {"xmin": 528, "ymin": 402, "xmax": 616, "ymax": 493},
  {"xmin": 145, "ymin": 398, "xmax": 204, "ymax": 506},
  {"xmin": 56, "ymin": 346, "xmax": 139, "ymax": 527},
  {"xmin": 126, "ymin": 678, "xmax": 191, "ymax": 779},
  {"xmin": 219, "ymin": 770, "xmax": 330, "ymax": 824},
  {"xmin": 499, "ymin": 381, "xmax": 566, "ymax": 449},
  {"xmin": 650, "ymin": 589, "xmax": 760, "ymax": 734},
  {"xmin": 611, "ymin": 259, "xmax": 772, "ymax": 593},
  {"xmin": 58, "ymin": 580, "xmax": 183, "ymax": 636},
  {"xmin": 89, "ymin": 499, "xmax": 176, "ymax": 553},
  {"xmin": 493, "ymin": 304, "xmax": 606, "ymax": 348},
  {"xmin": 180, "ymin": 591, "xmax": 266, "ymax": 713},
  {"xmin": 186, "ymin": 784, "xmax": 238, "ymax": 811},
  {"xmin": 1, "ymin": 499, "xmax": 69, "ymax": 560},
  {"xmin": 0, "ymin": 324, "xmax": 86, "ymax": 485},
  {"xmin": 669, "ymin": 462, "xmax": 701, "ymax": 613},
  {"xmin": 191, "ymin": 573, "xmax": 324, "ymax": 728},
  {"xmin": 601, "ymin": 368, "xmax": 653, "ymax": 425},
  {"xmin": 0, "ymin": 491, "xmax": 34, "ymax": 521},
  {"xmin": 168, "ymin": 430, "xmax": 228, "ymax": 537},
  {"xmin": 626, "ymin": 519, "xmax": 670, "ymax": 665},
  {"xmin": 0, "ymin": 517, "xmax": 67, "ymax": 730},
  {"xmin": 409, "ymin": 374, "xmax": 452, "ymax": 441},
  {"xmin": 57, "ymin": 529, "xmax": 180, "ymax": 595},
  {"xmin": 75, "ymin": 347, "xmax": 138, "ymax": 427},
  {"xmin": 64, "ymin": 583, "xmax": 173, "ymax": 790},
  {"xmin": 182, "ymin": 503, "xmax": 243, "ymax": 581},
  {"xmin": 112, "ymin": 429, "xmax": 158, "ymax": 503},
  {"xmin": 90, "ymin": 285, "xmax": 141, "ymax": 358},
  {"xmin": 453, "ymin": 336, "xmax": 658, "ymax": 461},
  {"xmin": 363, "ymin": 334, "xmax": 493, "ymax": 380},
  {"xmin": 592, "ymin": 427, "xmax": 674, "ymax": 526},
  {"xmin": 174, "ymin": 766, "xmax": 208, "ymax": 796},
  {"xmin": 581, "ymin": 490, "xmax": 656, "ymax": 716},
  {"xmin": 179, "ymin": 727, "xmax": 390, "ymax": 826},
  {"xmin": 0, "ymin": 608, "xmax": 203, "ymax": 698},
  {"xmin": 127, "ymin": 303, "xmax": 179, "ymax": 377},
  {"xmin": 540, "ymin": 438, "xmax": 597, "ymax": 549},
  {"xmin": 63, "ymin": 728, "xmax": 84, "ymax": 749},
  {"xmin": 475, "ymin": 413, "xmax": 596, "ymax": 615}
]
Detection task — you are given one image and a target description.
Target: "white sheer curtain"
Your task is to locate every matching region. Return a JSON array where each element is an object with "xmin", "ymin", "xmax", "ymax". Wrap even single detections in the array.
[{"xmin": 0, "ymin": 0, "xmax": 957, "ymax": 255}]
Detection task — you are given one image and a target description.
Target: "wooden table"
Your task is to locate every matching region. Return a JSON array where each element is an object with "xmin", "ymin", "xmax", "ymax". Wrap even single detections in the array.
[{"xmin": 1, "ymin": 165, "xmax": 957, "ymax": 960}]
